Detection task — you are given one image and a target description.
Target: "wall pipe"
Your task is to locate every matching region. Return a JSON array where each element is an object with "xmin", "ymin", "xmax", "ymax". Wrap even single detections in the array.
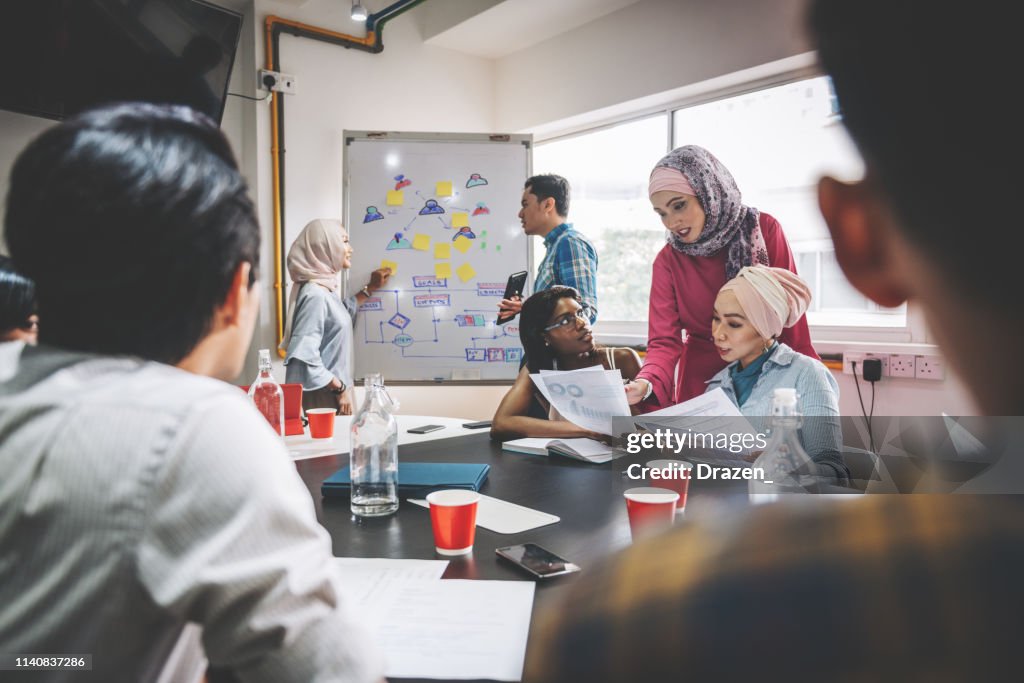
[{"xmin": 264, "ymin": 0, "xmax": 425, "ymax": 354}]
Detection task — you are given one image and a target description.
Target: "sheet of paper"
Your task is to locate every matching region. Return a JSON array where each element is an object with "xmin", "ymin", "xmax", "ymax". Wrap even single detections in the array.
[
  {"xmin": 643, "ymin": 387, "xmax": 742, "ymax": 418},
  {"xmin": 352, "ymin": 578, "xmax": 535, "ymax": 681},
  {"xmin": 380, "ymin": 259, "xmax": 398, "ymax": 275},
  {"xmin": 386, "ymin": 190, "xmax": 404, "ymax": 206},
  {"xmin": 408, "ymin": 494, "xmax": 560, "ymax": 534},
  {"xmin": 632, "ymin": 387, "xmax": 760, "ymax": 457},
  {"xmin": 436, "ymin": 180, "xmax": 453, "ymax": 196},
  {"xmin": 451, "ymin": 212, "xmax": 470, "ymax": 228},
  {"xmin": 412, "ymin": 233, "xmax": 431, "ymax": 251},
  {"xmin": 453, "ymin": 235, "xmax": 473, "ymax": 253},
  {"xmin": 334, "ymin": 557, "xmax": 449, "ymax": 582},
  {"xmin": 434, "ymin": 243, "xmax": 451, "ymax": 259},
  {"xmin": 529, "ymin": 367, "xmax": 630, "ymax": 435},
  {"xmin": 435, "ymin": 262, "xmax": 453, "ymax": 279},
  {"xmin": 456, "ymin": 262, "xmax": 476, "ymax": 282}
]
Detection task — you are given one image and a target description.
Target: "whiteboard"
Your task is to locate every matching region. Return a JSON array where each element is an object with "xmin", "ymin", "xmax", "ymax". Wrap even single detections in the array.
[{"xmin": 343, "ymin": 132, "xmax": 532, "ymax": 382}]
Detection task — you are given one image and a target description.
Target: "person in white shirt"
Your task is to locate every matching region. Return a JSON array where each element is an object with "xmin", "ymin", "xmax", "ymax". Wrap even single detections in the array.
[{"xmin": 0, "ymin": 103, "xmax": 383, "ymax": 683}]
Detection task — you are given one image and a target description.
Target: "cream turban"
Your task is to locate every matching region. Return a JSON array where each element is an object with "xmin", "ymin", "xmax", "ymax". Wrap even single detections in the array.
[{"xmin": 719, "ymin": 266, "xmax": 811, "ymax": 340}]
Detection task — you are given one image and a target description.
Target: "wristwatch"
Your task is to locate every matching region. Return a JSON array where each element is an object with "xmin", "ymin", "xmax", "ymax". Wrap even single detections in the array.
[
  {"xmin": 360, "ymin": 283, "xmax": 372, "ymax": 298},
  {"xmin": 330, "ymin": 380, "xmax": 347, "ymax": 395}
]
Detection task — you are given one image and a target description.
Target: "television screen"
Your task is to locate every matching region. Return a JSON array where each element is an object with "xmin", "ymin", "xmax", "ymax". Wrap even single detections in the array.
[{"xmin": 1, "ymin": 0, "xmax": 242, "ymax": 123}]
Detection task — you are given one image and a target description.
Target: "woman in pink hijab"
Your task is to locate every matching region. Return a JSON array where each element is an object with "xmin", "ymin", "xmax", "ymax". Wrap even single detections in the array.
[
  {"xmin": 704, "ymin": 266, "xmax": 846, "ymax": 480},
  {"xmin": 624, "ymin": 145, "xmax": 818, "ymax": 409}
]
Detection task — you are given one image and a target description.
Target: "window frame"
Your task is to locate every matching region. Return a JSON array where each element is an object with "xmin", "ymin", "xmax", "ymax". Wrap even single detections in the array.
[{"xmin": 533, "ymin": 64, "xmax": 933, "ymax": 349}]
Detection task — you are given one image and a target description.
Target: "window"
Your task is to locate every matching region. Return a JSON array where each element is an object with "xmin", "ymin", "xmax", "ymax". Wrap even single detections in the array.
[
  {"xmin": 533, "ymin": 114, "xmax": 668, "ymax": 323},
  {"xmin": 535, "ymin": 73, "xmax": 912, "ymax": 340}
]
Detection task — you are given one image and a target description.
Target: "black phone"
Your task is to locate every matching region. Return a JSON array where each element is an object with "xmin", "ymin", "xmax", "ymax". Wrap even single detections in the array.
[
  {"xmin": 462, "ymin": 420, "xmax": 492, "ymax": 429},
  {"xmin": 495, "ymin": 543, "xmax": 581, "ymax": 579},
  {"xmin": 407, "ymin": 424, "xmax": 444, "ymax": 434},
  {"xmin": 496, "ymin": 270, "xmax": 528, "ymax": 325}
]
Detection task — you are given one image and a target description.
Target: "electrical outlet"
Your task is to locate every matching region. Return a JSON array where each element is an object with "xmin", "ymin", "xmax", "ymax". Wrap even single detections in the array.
[
  {"xmin": 889, "ymin": 353, "xmax": 916, "ymax": 378},
  {"xmin": 843, "ymin": 352, "xmax": 888, "ymax": 376},
  {"xmin": 258, "ymin": 69, "xmax": 296, "ymax": 94},
  {"xmin": 842, "ymin": 352, "xmax": 889, "ymax": 377},
  {"xmin": 914, "ymin": 355, "xmax": 944, "ymax": 380}
]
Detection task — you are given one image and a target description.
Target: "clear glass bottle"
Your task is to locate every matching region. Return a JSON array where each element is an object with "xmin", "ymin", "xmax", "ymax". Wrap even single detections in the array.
[
  {"xmin": 749, "ymin": 388, "xmax": 818, "ymax": 503},
  {"xmin": 248, "ymin": 349, "xmax": 284, "ymax": 437},
  {"xmin": 350, "ymin": 373, "xmax": 399, "ymax": 517}
]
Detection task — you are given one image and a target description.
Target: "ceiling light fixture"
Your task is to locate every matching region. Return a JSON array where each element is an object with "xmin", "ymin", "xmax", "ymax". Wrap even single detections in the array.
[{"xmin": 351, "ymin": 2, "xmax": 368, "ymax": 21}]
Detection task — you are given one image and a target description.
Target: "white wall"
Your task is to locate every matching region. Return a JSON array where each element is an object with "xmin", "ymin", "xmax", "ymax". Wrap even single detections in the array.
[{"xmin": 494, "ymin": 0, "xmax": 810, "ymax": 132}]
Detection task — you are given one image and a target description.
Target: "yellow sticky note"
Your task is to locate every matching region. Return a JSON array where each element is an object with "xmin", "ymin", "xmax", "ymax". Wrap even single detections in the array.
[
  {"xmin": 434, "ymin": 243, "xmax": 451, "ymax": 259},
  {"xmin": 436, "ymin": 181, "xmax": 453, "ymax": 197},
  {"xmin": 435, "ymin": 262, "xmax": 452, "ymax": 279},
  {"xmin": 451, "ymin": 212, "xmax": 469, "ymax": 228},
  {"xmin": 386, "ymin": 190, "xmax": 404, "ymax": 206},
  {"xmin": 456, "ymin": 262, "xmax": 476, "ymax": 282},
  {"xmin": 453, "ymin": 236, "xmax": 472, "ymax": 254},
  {"xmin": 412, "ymin": 234, "xmax": 431, "ymax": 251},
  {"xmin": 380, "ymin": 259, "xmax": 398, "ymax": 275}
]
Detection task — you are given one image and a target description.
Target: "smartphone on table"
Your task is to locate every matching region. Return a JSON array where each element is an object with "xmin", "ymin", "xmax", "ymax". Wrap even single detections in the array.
[
  {"xmin": 496, "ymin": 270, "xmax": 528, "ymax": 325},
  {"xmin": 496, "ymin": 543, "xmax": 581, "ymax": 579},
  {"xmin": 408, "ymin": 424, "xmax": 444, "ymax": 434}
]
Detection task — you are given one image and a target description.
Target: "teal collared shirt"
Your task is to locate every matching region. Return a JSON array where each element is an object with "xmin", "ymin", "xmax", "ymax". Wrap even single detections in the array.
[
  {"xmin": 728, "ymin": 342, "xmax": 777, "ymax": 407},
  {"xmin": 533, "ymin": 222, "xmax": 599, "ymax": 323}
]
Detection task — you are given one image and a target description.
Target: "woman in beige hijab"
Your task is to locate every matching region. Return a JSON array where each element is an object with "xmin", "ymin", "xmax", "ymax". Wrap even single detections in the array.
[{"xmin": 281, "ymin": 219, "xmax": 390, "ymax": 414}]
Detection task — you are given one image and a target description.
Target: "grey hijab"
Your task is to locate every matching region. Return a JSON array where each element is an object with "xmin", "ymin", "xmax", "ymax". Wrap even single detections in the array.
[{"xmin": 652, "ymin": 145, "xmax": 768, "ymax": 279}]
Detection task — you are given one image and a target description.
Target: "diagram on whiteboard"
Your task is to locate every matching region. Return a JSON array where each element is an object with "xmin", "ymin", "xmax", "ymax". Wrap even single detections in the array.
[{"xmin": 345, "ymin": 135, "xmax": 531, "ymax": 381}]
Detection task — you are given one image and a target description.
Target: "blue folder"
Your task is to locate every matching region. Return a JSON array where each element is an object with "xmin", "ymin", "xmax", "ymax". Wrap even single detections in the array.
[{"xmin": 321, "ymin": 462, "xmax": 490, "ymax": 499}]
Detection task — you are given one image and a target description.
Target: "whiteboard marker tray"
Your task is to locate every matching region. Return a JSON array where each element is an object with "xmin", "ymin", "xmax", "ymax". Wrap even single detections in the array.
[{"xmin": 408, "ymin": 494, "xmax": 560, "ymax": 534}]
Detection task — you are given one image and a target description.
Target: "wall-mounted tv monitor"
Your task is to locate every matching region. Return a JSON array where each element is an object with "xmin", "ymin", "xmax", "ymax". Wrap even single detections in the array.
[{"xmin": 1, "ymin": 0, "xmax": 242, "ymax": 123}]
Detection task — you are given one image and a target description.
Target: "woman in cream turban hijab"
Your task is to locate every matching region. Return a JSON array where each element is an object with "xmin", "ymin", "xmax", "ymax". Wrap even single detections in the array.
[
  {"xmin": 704, "ymin": 265, "xmax": 848, "ymax": 480},
  {"xmin": 281, "ymin": 219, "xmax": 391, "ymax": 414}
]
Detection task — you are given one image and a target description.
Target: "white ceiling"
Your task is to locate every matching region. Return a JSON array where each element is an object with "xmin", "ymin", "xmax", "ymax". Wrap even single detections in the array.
[{"xmin": 424, "ymin": 0, "xmax": 644, "ymax": 59}]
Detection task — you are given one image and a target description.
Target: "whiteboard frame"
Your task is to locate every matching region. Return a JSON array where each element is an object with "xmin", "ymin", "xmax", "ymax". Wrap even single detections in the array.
[{"xmin": 342, "ymin": 130, "xmax": 534, "ymax": 385}]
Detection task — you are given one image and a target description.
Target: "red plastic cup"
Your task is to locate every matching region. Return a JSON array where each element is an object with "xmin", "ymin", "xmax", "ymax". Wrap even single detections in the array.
[
  {"xmin": 645, "ymin": 459, "xmax": 693, "ymax": 512},
  {"xmin": 426, "ymin": 489, "xmax": 480, "ymax": 556},
  {"xmin": 306, "ymin": 408, "xmax": 337, "ymax": 439},
  {"xmin": 624, "ymin": 487, "xmax": 679, "ymax": 540}
]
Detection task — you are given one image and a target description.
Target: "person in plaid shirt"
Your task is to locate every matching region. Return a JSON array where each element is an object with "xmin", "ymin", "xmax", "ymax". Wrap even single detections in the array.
[
  {"xmin": 523, "ymin": 2, "xmax": 1024, "ymax": 680},
  {"xmin": 498, "ymin": 175, "xmax": 598, "ymax": 325}
]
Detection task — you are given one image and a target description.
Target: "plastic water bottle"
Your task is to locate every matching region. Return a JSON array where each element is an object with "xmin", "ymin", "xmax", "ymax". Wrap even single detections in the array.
[
  {"xmin": 248, "ymin": 349, "xmax": 284, "ymax": 438},
  {"xmin": 350, "ymin": 373, "xmax": 399, "ymax": 517},
  {"xmin": 748, "ymin": 388, "xmax": 818, "ymax": 503}
]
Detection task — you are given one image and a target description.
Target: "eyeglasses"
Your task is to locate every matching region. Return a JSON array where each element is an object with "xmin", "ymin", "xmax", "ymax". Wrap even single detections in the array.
[{"xmin": 543, "ymin": 308, "xmax": 587, "ymax": 332}]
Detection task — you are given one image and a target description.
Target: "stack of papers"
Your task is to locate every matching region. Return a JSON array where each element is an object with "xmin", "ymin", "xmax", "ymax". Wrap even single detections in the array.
[
  {"xmin": 503, "ymin": 437, "xmax": 618, "ymax": 464},
  {"xmin": 335, "ymin": 558, "xmax": 535, "ymax": 681},
  {"xmin": 632, "ymin": 387, "xmax": 760, "ymax": 460},
  {"xmin": 529, "ymin": 365, "xmax": 631, "ymax": 435}
]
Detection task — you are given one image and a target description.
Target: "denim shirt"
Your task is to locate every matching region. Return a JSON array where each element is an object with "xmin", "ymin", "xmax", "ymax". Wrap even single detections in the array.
[
  {"xmin": 284, "ymin": 283, "xmax": 358, "ymax": 391},
  {"xmin": 705, "ymin": 343, "xmax": 848, "ymax": 480}
]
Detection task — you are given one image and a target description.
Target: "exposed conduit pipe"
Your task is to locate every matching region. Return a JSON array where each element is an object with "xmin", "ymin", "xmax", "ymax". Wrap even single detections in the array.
[{"xmin": 264, "ymin": 0, "xmax": 426, "ymax": 353}]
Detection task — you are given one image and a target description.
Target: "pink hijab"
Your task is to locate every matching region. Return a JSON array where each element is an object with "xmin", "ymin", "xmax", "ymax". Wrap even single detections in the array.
[
  {"xmin": 279, "ymin": 218, "xmax": 348, "ymax": 350},
  {"xmin": 719, "ymin": 266, "xmax": 812, "ymax": 340}
]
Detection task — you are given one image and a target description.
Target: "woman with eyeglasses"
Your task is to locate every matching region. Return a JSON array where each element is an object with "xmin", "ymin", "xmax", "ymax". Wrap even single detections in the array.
[{"xmin": 491, "ymin": 286, "xmax": 641, "ymax": 441}]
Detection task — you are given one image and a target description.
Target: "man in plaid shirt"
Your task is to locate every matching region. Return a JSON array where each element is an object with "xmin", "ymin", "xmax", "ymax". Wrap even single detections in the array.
[
  {"xmin": 523, "ymin": 2, "xmax": 1024, "ymax": 680},
  {"xmin": 498, "ymin": 174, "xmax": 598, "ymax": 324}
]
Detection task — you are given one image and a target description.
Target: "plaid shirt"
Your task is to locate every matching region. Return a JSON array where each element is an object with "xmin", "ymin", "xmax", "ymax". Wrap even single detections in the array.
[
  {"xmin": 533, "ymin": 223, "xmax": 598, "ymax": 323},
  {"xmin": 524, "ymin": 495, "xmax": 1024, "ymax": 681}
]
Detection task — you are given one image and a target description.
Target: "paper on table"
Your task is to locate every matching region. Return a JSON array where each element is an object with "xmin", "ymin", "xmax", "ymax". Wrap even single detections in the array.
[
  {"xmin": 353, "ymin": 578, "xmax": 535, "ymax": 681},
  {"xmin": 408, "ymin": 493, "xmax": 560, "ymax": 534},
  {"xmin": 632, "ymin": 387, "xmax": 760, "ymax": 457},
  {"xmin": 334, "ymin": 557, "xmax": 449, "ymax": 582},
  {"xmin": 529, "ymin": 367, "xmax": 630, "ymax": 435}
]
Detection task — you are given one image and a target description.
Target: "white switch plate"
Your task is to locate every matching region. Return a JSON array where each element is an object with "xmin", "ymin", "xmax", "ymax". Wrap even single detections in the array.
[
  {"xmin": 914, "ymin": 355, "xmax": 944, "ymax": 380},
  {"xmin": 889, "ymin": 354, "xmax": 916, "ymax": 378}
]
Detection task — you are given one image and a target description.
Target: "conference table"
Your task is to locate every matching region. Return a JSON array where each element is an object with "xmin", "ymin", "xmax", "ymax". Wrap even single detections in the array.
[{"xmin": 286, "ymin": 417, "xmax": 751, "ymax": 682}]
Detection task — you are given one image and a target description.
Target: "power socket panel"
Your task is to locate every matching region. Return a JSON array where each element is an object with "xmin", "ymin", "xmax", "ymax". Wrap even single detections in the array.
[
  {"xmin": 888, "ymin": 353, "xmax": 916, "ymax": 378},
  {"xmin": 257, "ymin": 69, "xmax": 296, "ymax": 94},
  {"xmin": 914, "ymin": 355, "xmax": 945, "ymax": 380},
  {"xmin": 842, "ymin": 352, "xmax": 889, "ymax": 378}
]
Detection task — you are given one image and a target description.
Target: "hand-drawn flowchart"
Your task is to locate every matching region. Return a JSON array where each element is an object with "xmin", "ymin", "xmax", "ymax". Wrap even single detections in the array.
[{"xmin": 345, "ymin": 134, "xmax": 531, "ymax": 381}]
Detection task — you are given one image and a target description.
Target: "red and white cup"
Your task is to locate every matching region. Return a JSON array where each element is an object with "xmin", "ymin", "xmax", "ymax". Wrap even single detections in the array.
[
  {"xmin": 306, "ymin": 408, "xmax": 337, "ymax": 439},
  {"xmin": 624, "ymin": 487, "xmax": 679, "ymax": 540},
  {"xmin": 645, "ymin": 459, "xmax": 693, "ymax": 512},
  {"xmin": 426, "ymin": 489, "xmax": 480, "ymax": 556}
]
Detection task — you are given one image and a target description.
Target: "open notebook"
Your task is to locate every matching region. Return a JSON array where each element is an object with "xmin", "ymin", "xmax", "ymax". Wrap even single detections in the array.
[{"xmin": 502, "ymin": 437, "xmax": 619, "ymax": 464}]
